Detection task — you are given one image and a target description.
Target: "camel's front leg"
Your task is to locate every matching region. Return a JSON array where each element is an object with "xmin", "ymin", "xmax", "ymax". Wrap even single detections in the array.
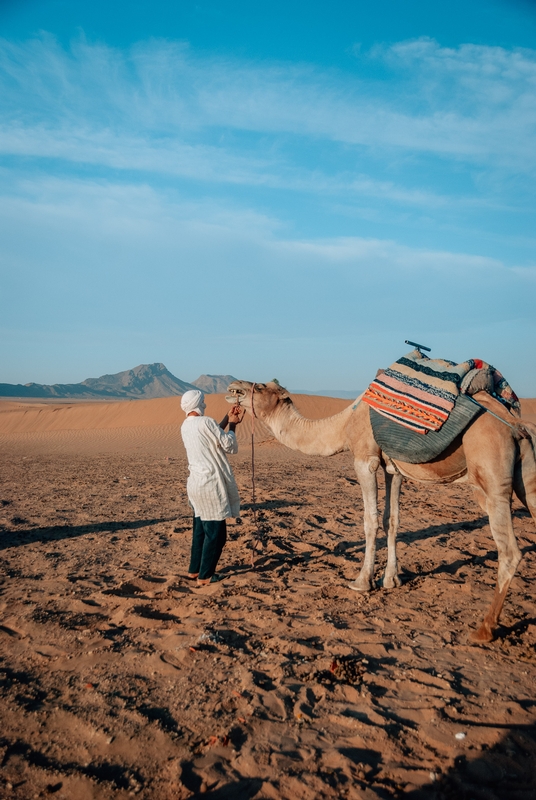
[
  {"xmin": 349, "ymin": 458, "xmax": 381, "ymax": 592},
  {"xmin": 382, "ymin": 470, "xmax": 403, "ymax": 589}
]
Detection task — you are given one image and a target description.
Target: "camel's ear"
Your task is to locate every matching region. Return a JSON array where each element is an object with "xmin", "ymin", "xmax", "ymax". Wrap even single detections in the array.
[{"xmin": 267, "ymin": 381, "xmax": 290, "ymax": 399}]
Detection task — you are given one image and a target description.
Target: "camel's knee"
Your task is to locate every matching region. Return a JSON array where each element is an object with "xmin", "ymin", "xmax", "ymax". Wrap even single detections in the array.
[
  {"xmin": 472, "ymin": 486, "xmax": 488, "ymax": 514},
  {"xmin": 493, "ymin": 516, "xmax": 522, "ymax": 591},
  {"xmin": 367, "ymin": 456, "xmax": 381, "ymax": 474},
  {"xmin": 497, "ymin": 545, "xmax": 522, "ymax": 592}
]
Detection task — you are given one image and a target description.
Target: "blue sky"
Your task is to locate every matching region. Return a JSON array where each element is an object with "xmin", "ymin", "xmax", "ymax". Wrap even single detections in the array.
[{"xmin": 1, "ymin": 0, "xmax": 535, "ymax": 393}]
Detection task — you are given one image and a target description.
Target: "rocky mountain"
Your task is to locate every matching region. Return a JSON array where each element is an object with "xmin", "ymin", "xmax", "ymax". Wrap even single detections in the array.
[
  {"xmin": 191, "ymin": 374, "xmax": 238, "ymax": 394},
  {"xmin": 0, "ymin": 364, "xmax": 237, "ymax": 399}
]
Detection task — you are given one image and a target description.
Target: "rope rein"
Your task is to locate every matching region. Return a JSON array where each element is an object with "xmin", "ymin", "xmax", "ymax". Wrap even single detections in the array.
[
  {"xmin": 249, "ymin": 382, "xmax": 265, "ymax": 567},
  {"xmin": 464, "ymin": 394, "xmax": 519, "ymax": 432},
  {"xmin": 251, "ymin": 381, "xmax": 257, "ymax": 529}
]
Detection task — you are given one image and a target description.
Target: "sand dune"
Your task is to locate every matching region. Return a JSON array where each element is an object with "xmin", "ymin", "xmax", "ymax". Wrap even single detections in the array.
[
  {"xmin": 0, "ymin": 394, "xmax": 532, "ymax": 459},
  {"xmin": 0, "ymin": 393, "xmax": 531, "ymax": 437},
  {"xmin": 0, "ymin": 394, "xmax": 351, "ymax": 453}
]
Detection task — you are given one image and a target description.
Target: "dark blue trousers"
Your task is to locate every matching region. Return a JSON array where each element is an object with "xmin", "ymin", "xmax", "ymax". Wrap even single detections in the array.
[{"xmin": 188, "ymin": 516, "xmax": 227, "ymax": 580}]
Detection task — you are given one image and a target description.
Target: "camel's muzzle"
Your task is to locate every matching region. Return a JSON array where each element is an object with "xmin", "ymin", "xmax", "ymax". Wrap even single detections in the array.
[{"xmin": 226, "ymin": 385, "xmax": 247, "ymax": 404}]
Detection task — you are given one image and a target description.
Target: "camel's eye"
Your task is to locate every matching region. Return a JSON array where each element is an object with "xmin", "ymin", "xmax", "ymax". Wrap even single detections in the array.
[{"xmin": 255, "ymin": 383, "xmax": 266, "ymax": 391}]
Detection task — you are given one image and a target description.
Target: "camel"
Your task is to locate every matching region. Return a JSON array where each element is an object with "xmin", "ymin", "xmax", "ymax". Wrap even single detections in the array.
[{"xmin": 226, "ymin": 380, "xmax": 536, "ymax": 642}]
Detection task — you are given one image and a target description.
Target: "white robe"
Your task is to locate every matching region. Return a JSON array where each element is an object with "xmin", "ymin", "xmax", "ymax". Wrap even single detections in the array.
[{"xmin": 180, "ymin": 415, "xmax": 240, "ymax": 521}]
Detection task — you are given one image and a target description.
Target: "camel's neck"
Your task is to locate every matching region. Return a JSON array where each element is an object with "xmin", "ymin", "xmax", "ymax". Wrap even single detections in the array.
[{"xmin": 257, "ymin": 400, "xmax": 356, "ymax": 456}]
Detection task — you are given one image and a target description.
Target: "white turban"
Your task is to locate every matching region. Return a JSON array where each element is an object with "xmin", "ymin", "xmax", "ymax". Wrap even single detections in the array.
[{"xmin": 181, "ymin": 389, "xmax": 205, "ymax": 416}]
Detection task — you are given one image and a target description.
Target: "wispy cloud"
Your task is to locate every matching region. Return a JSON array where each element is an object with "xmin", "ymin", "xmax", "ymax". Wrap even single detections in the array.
[
  {"xmin": 1, "ymin": 34, "xmax": 535, "ymax": 202},
  {"xmin": 1, "ymin": 122, "xmax": 467, "ymax": 214},
  {"xmin": 1, "ymin": 173, "xmax": 532, "ymax": 306}
]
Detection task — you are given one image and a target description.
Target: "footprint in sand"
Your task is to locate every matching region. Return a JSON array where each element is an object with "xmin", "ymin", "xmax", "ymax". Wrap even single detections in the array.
[
  {"xmin": 34, "ymin": 644, "xmax": 67, "ymax": 658},
  {"xmin": 131, "ymin": 605, "xmax": 179, "ymax": 623},
  {"xmin": 140, "ymin": 574, "xmax": 168, "ymax": 585},
  {"xmin": 0, "ymin": 623, "xmax": 25, "ymax": 639},
  {"xmin": 160, "ymin": 649, "xmax": 195, "ymax": 669},
  {"xmin": 105, "ymin": 581, "xmax": 149, "ymax": 598}
]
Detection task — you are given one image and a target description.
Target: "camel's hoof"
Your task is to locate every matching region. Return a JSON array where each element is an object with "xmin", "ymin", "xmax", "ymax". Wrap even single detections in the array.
[
  {"xmin": 348, "ymin": 579, "xmax": 373, "ymax": 593},
  {"xmin": 382, "ymin": 574, "xmax": 402, "ymax": 589},
  {"xmin": 469, "ymin": 625, "xmax": 494, "ymax": 644}
]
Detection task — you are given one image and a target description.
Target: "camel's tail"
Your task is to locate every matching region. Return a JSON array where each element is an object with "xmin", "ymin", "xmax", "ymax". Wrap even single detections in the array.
[
  {"xmin": 518, "ymin": 419, "xmax": 536, "ymax": 453},
  {"xmin": 514, "ymin": 419, "xmax": 536, "ymax": 521}
]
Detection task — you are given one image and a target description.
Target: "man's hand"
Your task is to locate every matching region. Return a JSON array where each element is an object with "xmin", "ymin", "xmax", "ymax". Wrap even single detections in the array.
[
  {"xmin": 228, "ymin": 405, "xmax": 245, "ymax": 424},
  {"xmin": 219, "ymin": 405, "xmax": 245, "ymax": 430}
]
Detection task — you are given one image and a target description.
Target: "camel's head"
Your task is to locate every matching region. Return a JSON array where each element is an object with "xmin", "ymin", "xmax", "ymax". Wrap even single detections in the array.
[{"xmin": 226, "ymin": 380, "xmax": 292, "ymax": 417}]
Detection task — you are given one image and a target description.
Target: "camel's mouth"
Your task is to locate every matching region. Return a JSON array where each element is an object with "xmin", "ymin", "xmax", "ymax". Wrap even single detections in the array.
[{"xmin": 225, "ymin": 383, "xmax": 248, "ymax": 404}]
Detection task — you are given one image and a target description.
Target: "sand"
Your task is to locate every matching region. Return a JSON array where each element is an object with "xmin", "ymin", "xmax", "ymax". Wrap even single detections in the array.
[{"xmin": 0, "ymin": 395, "xmax": 535, "ymax": 799}]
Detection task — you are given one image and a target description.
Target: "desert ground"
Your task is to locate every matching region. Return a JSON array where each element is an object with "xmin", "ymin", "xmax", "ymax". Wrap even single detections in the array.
[{"xmin": 0, "ymin": 394, "xmax": 535, "ymax": 800}]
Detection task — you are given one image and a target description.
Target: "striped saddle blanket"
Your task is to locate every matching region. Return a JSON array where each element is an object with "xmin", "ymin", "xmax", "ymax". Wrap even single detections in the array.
[{"xmin": 362, "ymin": 350, "xmax": 519, "ymax": 435}]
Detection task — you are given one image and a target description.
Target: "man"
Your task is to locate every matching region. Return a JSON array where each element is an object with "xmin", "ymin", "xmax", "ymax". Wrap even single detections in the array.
[{"xmin": 180, "ymin": 389, "xmax": 245, "ymax": 586}]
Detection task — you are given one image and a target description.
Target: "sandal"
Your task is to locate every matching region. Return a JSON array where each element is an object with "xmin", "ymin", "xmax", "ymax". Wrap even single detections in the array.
[{"xmin": 196, "ymin": 573, "xmax": 222, "ymax": 586}]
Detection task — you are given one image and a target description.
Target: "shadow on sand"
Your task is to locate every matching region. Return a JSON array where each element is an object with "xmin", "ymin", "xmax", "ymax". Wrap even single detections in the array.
[
  {"xmin": 399, "ymin": 515, "xmax": 489, "ymax": 545},
  {"xmin": 404, "ymin": 720, "xmax": 536, "ymax": 800},
  {"xmin": 184, "ymin": 722, "xmax": 536, "ymax": 798},
  {"xmin": 0, "ymin": 518, "xmax": 174, "ymax": 551}
]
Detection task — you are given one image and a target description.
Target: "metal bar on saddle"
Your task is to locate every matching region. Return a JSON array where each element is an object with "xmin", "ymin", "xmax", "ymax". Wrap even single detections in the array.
[{"xmin": 404, "ymin": 339, "xmax": 431, "ymax": 354}]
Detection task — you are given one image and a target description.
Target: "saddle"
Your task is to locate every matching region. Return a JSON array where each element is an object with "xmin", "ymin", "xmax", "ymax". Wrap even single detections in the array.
[
  {"xmin": 364, "ymin": 350, "xmax": 520, "ymax": 464},
  {"xmin": 369, "ymin": 393, "xmax": 482, "ymax": 464}
]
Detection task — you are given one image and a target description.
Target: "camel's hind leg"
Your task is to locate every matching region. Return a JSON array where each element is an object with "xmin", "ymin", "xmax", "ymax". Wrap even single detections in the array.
[
  {"xmin": 382, "ymin": 471, "xmax": 403, "ymax": 589},
  {"xmin": 465, "ymin": 426, "xmax": 522, "ymax": 643},
  {"xmin": 470, "ymin": 496, "xmax": 521, "ymax": 642},
  {"xmin": 513, "ymin": 436, "xmax": 536, "ymax": 522},
  {"xmin": 349, "ymin": 457, "xmax": 381, "ymax": 592}
]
